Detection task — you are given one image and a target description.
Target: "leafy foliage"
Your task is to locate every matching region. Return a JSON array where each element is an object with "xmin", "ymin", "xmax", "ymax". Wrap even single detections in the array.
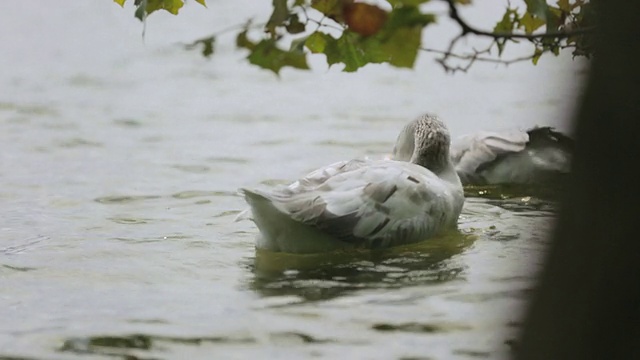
[
  {"xmin": 248, "ymin": 39, "xmax": 310, "ymax": 74},
  {"xmin": 113, "ymin": 0, "xmax": 594, "ymax": 73},
  {"xmin": 491, "ymin": 0, "xmax": 595, "ymax": 64}
]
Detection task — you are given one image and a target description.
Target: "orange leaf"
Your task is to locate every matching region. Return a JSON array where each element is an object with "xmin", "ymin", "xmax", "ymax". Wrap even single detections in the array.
[{"xmin": 343, "ymin": 2, "xmax": 388, "ymax": 37}]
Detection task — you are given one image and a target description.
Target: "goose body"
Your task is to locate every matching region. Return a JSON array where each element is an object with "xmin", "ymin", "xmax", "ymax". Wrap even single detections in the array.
[
  {"xmin": 450, "ymin": 127, "xmax": 573, "ymax": 186},
  {"xmin": 240, "ymin": 114, "xmax": 464, "ymax": 254}
]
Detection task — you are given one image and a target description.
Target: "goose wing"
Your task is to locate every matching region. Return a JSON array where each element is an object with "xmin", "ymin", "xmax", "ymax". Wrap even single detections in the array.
[
  {"xmin": 450, "ymin": 130, "xmax": 529, "ymax": 183},
  {"xmin": 247, "ymin": 160, "xmax": 460, "ymax": 248}
]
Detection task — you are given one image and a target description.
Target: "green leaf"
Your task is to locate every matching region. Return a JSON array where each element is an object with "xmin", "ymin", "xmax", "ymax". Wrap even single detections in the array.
[
  {"xmin": 145, "ymin": 0, "xmax": 184, "ymax": 15},
  {"xmin": 371, "ymin": 6, "xmax": 432, "ymax": 68},
  {"xmin": 382, "ymin": 6, "xmax": 435, "ymax": 32},
  {"xmin": 524, "ymin": 0, "xmax": 548, "ymax": 20},
  {"xmin": 305, "ymin": 32, "xmax": 330, "ymax": 53},
  {"xmin": 496, "ymin": 39, "xmax": 507, "ymax": 55},
  {"xmin": 286, "ymin": 14, "xmax": 306, "ymax": 34},
  {"xmin": 531, "ymin": 48, "xmax": 543, "ymax": 65},
  {"xmin": 494, "ymin": 8, "xmax": 518, "ymax": 33},
  {"xmin": 309, "ymin": 6, "xmax": 433, "ymax": 71},
  {"xmin": 135, "ymin": 0, "xmax": 147, "ymax": 21},
  {"xmin": 311, "ymin": 31, "xmax": 374, "ymax": 72},
  {"xmin": 266, "ymin": 0, "xmax": 289, "ymax": 35},
  {"xmin": 114, "ymin": 0, "xmax": 127, "ymax": 6},
  {"xmin": 236, "ymin": 29, "xmax": 255, "ymax": 50},
  {"xmin": 311, "ymin": 0, "xmax": 342, "ymax": 18},
  {"xmin": 247, "ymin": 40, "xmax": 310, "ymax": 75},
  {"xmin": 378, "ymin": 26, "xmax": 421, "ymax": 67},
  {"xmin": 187, "ymin": 36, "xmax": 215, "ymax": 57},
  {"xmin": 293, "ymin": 0, "xmax": 306, "ymax": 6},
  {"xmin": 333, "ymin": 32, "xmax": 371, "ymax": 72},
  {"xmin": 386, "ymin": 0, "xmax": 430, "ymax": 7},
  {"xmin": 134, "ymin": 0, "xmax": 186, "ymax": 19},
  {"xmin": 545, "ymin": 6, "xmax": 562, "ymax": 32},
  {"xmin": 195, "ymin": 0, "xmax": 206, "ymax": 6},
  {"xmin": 519, "ymin": 12, "xmax": 545, "ymax": 34}
]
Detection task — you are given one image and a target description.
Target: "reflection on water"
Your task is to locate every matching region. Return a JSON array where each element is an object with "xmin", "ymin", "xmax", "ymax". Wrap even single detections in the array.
[
  {"xmin": 463, "ymin": 183, "xmax": 566, "ymax": 202},
  {"xmin": 60, "ymin": 331, "xmax": 342, "ymax": 358},
  {"xmin": 463, "ymin": 184, "xmax": 562, "ymax": 214},
  {"xmin": 249, "ymin": 232, "xmax": 474, "ymax": 302},
  {"xmin": 247, "ymin": 182, "xmax": 558, "ymax": 304},
  {"xmin": 10, "ymin": 190, "xmax": 554, "ymax": 360}
]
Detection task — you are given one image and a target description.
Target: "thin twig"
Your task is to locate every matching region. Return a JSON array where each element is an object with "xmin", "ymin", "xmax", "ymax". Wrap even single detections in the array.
[{"xmin": 422, "ymin": 47, "xmax": 536, "ymax": 65}]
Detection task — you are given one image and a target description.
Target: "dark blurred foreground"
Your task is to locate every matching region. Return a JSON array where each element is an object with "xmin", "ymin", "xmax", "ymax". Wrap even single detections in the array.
[{"xmin": 514, "ymin": 1, "xmax": 640, "ymax": 359}]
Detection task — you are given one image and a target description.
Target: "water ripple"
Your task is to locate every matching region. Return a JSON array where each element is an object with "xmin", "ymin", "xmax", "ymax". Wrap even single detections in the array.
[
  {"xmin": 249, "ymin": 233, "xmax": 474, "ymax": 302},
  {"xmin": 453, "ymin": 349, "xmax": 492, "ymax": 358},
  {"xmin": 463, "ymin": 184, "xmax": 564, "ymax": 202},
  {"xmin": 172, "ymin": 190, "xmax": 235, "ymax": 199},
  {"xmin": 312, "ymin": 139, "xmax": 392, "ymax": 154},
  {"xmin": 1, "ymin": 264, "xmax": 38, "ymax": 272},
  {"xmin": 258, "ymin": 178, "xmax": 290, "ymax": 186},
  {"xmin": 253, "ymin": 138, "xmax": 294, "ymax": 146},
  {"xmin": 0, "ymin": 236, "xmax": 49, "ymax": 255},
  {"xmin": 94, "ymin": 195, "xmax": 161, "ymax": 204},
  {"xmin": 0, "ymin": 102, "xmax": 58, "ymax": 116},
  {"xmin": 205, "ymin": 156, "xmax": 250, "ymax": 164},
  {"xmin": 213, "ymin": 210, "xmax": 242, "ymax": 218},
  {"xmin": 57, "ymin": 138, "xmax": 103, "ymax": 148},
  {"xmin": 171, "ymin": 164, "xmax": 211, "ymax": 173},
  {"xmin": 113, "ymin": 118, "xmax": 143, "ymax": 128},
  {"xmin": 59, "ymin": 331, "xmax": 338, "ymax": 357},
  {"xmin": 372, "ymin": 322, "xmax": 472, "ymax": 333},
  {"xmin": 108, "ymin": 217, "xmax": 152, "ymax": 225},
  {"xmin": 446, "ymin": 288, "xmax": 533, "ymax": 303},
  {"xmin": 111, "ymin": 234, "xmax": 192, "ymax": 244}
]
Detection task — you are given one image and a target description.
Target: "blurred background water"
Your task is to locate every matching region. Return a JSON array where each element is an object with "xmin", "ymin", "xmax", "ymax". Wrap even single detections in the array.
[{"xmin": 0, "ymin": 1, "xmax": 586, "ymax": 359}]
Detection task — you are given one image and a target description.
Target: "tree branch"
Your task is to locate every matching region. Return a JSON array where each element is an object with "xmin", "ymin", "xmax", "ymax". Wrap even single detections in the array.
[
  {"xmin": 421, "ymin": 42, "xmax": 538, "ymax": 73},
  {"xmin": 442, "ymin": 0, "xmax": 595, "ymax": 40},
  {"xmin": 422, "ymin": 46, "xmax": 536, "ymax": 66}
]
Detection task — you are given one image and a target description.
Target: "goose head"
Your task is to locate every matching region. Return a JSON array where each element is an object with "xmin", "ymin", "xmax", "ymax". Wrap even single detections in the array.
[{"xmin": 392, "ymin": 113, "xmax": 452, "ymax": 174}]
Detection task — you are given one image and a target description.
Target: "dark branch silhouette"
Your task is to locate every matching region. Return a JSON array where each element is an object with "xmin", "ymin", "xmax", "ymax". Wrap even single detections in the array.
[
  {"xmin": 425, "ymin": 0, "xmax": 595, "ymax": 73},
  {"xmin": 420, "ymin": 43, "xmax": 538, "ymax": 73},
  {"xmin": 442, "ymin": 0, "xmax": 595, "ymax": 40}
]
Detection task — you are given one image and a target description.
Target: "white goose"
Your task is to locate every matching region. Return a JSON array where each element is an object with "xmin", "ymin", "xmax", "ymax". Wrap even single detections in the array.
[
  {"xmin": 240, "ymin": 114, "xmax": 464, "ymax": 254},
  {"xmin": 450, "ymin": 127, "xmax": 573, "ymax": 186}
]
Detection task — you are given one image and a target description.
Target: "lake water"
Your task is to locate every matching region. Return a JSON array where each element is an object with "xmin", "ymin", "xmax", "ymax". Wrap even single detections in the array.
[{"xmin": 1, "ymin": 1, "xmax": 586, "ymax": 359}]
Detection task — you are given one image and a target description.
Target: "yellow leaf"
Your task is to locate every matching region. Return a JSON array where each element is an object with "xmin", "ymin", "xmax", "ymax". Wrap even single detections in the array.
[
  {"xmin": 195, "ymin": 0, "xmax": 206, "ymax": 6},
  {"xmin": 114, "ymin": 0, "xmax": 126, "ymax": 6},
  {"xmin": 146, "ymin": 0, "xmax": 184, "ymax": 15},
  {"xmin": 531, "ymin": 48, "xmax": 543, "ymax": 65},
  {"xmin": 520, "ymin": 12, "xmax": 545, "ymax": 34}
]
